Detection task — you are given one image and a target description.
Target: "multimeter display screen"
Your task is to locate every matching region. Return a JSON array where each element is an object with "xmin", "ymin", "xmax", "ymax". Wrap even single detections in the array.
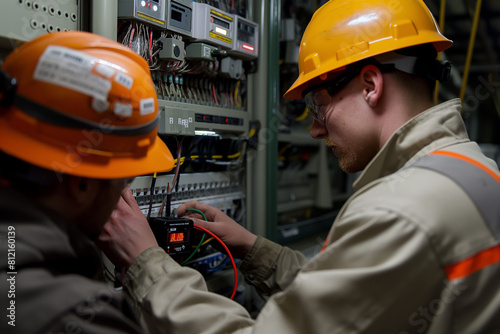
[{"xmin": 169, "ymin": 232, "xmax": 185, "ymax": 243}]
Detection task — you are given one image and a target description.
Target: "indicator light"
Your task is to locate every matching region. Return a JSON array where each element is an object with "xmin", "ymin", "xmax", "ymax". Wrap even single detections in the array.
[
  {"xmin": 242, "ymin": 44, "xmax": 254, "ymax": 51},
  {"xmin": 215, "ymin": 27, "xmax": 227, "ymax": 36}
]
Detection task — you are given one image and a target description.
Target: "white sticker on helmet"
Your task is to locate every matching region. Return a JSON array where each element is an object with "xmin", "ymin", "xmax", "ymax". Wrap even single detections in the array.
[
  {"xmin": 96, "ymin": 63, "xmax": 115, "ymax": 78},
  {"xmin": 114, "ymin": 72, "xmax": 133, "ymax": 90},
  {"xmin": 33, "ymin": 46, "xmax": 111, "ymax": 102},
  {"xmin": 114, "ymin": 102, "xmax": 133, "ymax": 117},
  {"xmin": 140, "ymin": 98, "xmax": 155, "ymax": 115}
]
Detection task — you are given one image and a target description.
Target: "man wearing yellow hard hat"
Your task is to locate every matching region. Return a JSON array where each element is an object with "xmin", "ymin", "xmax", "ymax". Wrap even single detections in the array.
[
  {"xmin": 0, "ymin": 31, "xmax": 174, "ymax": 332},
  {"xmin": 32, "ymin": 1, "xmax": 500, "ymax": 333}
]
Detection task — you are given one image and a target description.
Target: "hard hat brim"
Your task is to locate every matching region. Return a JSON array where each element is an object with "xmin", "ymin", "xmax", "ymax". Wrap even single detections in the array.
[{"xmin": 0, "ymin": 117, "xmax": 175, "ymax": 179}]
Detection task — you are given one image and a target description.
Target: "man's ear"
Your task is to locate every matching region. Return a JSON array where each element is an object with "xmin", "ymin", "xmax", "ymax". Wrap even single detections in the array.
[
  {"xmin": 67, "ymin": 176, "xmax": 99, "ymax": 207},
  {"xmin": 360, "ymin": 65, "xmax": 383, "ymax": 107}
]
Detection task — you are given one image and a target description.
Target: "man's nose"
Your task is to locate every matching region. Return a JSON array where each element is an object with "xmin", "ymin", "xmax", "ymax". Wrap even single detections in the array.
[{"xmin": 310, "ymin": 119, "xmax": 327, "ymax": 139}]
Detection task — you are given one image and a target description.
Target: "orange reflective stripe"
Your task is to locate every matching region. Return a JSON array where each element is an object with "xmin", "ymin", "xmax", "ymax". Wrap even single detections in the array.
[
  {"xmin": 445, "ymin": 244, "xmax": 500, "ymax": 280},
  {"xmin": 319, "ymin": 239, "xmax": 328, "ymax": 253},
  {"xmin": 430, "ymin": 150, "xmax": 500, "ymax": 184}
]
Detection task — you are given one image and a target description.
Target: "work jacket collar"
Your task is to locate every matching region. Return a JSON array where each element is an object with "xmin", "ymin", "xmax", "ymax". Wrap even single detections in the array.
[{"xmin": 353, "ymin": 99, "xmax": 468, "ymax": 190}]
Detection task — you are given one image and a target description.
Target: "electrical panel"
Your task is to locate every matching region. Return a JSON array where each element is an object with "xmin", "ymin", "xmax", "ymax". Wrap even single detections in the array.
[
  {"xmin": 0, "ymin": 1, "xmax": 81, "ymax": 43},
  {"xmin": 118, "ymin": 0, "xmax": 168, "ymax": 28},
  {"xmin": 0, "ymin": 0, "xmax": 258, "ymax": 308},
  {"xmin": 192, "ymin": 2, "xmax": 235, "ymax": 50}
]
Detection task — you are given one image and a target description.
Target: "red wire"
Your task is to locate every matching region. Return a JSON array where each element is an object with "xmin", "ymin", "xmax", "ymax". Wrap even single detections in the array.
[
  {"xmin": 211, "ymin": 82, "xmax": 218, "ymax": 105},
  {"xmin": 128, "ymin": 26, "xmax": 135, "ymax": 48},
  {"xmin": 193, "ymin": 224, "xmax": 238, "ymax": 300},
  {"xmin": 149, "ymin": 29, "xmax": 153, "ymax": 65}
]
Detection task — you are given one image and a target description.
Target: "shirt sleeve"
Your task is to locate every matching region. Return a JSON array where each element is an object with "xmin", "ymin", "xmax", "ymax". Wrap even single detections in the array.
[
  {"xmin": 246, "ymin": 208, "xmax": 446, "ymax": 333},
  {"xmin": 124, "ymin": 247, "xmax": 254, "ymax": 334},
  {"xmin": 239, "ymin": 236, "xmax": 308, "ymax": 295},
  {"xmin": 124, "ymin": 208, "xmax": 445, "ymax": 334}
]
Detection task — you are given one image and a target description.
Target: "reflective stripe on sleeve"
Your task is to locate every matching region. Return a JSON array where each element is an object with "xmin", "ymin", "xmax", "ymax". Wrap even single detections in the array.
[
  {"xmin": 412, "ymin": 150, "xmax": 500, "ymax": 280},
  {"xmin": 444, "ymin": 244, "xmax": 500, "ymax": 280}
]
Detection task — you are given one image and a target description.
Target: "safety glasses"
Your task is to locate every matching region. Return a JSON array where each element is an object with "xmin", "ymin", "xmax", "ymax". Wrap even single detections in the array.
[
  {"xmin": 303, "ymin": 70, "xmax": 361, "ymax": 124},
  {"xmin": 303, "ymin": 61, "xmax": 397, "ymax": 124}
]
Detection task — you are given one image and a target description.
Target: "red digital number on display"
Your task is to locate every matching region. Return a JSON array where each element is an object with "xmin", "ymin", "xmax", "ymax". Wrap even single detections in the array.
[{"xmin": 170, "ymin": 232, "xmax": 185, "ymax": 243}]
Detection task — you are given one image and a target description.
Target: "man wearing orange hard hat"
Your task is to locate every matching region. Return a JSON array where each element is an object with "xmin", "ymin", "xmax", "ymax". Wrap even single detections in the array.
[
  {"xmin": 0, "ymin": 31, "xmax": 174, "ymax": 332},
  {"xmin": 98, "ymin": 0, "xmax": 500, "ymax": 333}
]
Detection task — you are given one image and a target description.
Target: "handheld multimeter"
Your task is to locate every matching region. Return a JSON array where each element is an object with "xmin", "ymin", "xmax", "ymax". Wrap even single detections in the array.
[{"xmin": 148, "ymin": 217, "xmax": 193, "ymax": 255}]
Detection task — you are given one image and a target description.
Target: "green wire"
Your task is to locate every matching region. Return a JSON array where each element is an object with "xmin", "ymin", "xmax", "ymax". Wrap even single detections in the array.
[
  {"xmin": 186, "ymin": 208, "xmax": 207, "ymax": 221},
  {"xmin": 181, "ymin": 233, "xmax": 205, "ymax": 265},
  {"xmin": 181, "ymin": 208, "xmax": 208, "ymax": 265}
]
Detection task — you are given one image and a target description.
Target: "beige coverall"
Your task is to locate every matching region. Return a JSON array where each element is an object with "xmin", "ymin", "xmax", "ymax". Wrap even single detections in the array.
[{"xmin": 125, "ymin": 99, "xmax": 500, "ymax": 333}]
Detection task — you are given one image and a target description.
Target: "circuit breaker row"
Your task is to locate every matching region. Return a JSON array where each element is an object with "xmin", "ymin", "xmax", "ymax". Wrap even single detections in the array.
[
  {"xmin": 130, "ymin": 172, "xmax": 245, "ymax": 219},
  {"xmin": 152, "ymin": 72, "xmax": 244, "ymax": 108}
]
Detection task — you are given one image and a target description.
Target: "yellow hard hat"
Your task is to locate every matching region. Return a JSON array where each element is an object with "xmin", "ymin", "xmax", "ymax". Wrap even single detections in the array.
[
  {"xmin": 0, "ymin": 31, "xmax": 174, "ymax": 179},
  {"xmin": 284, "ymin": 0, "xmax": 453, "ymax": 100}
]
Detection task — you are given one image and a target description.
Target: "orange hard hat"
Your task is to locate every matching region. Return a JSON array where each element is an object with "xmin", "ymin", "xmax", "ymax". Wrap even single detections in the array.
[
  {"xmin": 0, "ymin": 31, "xmax": 174, "ymax": 179},
  {"xmin": 284, "ymin": 0, "xmax": 453, "ymax": 99}
]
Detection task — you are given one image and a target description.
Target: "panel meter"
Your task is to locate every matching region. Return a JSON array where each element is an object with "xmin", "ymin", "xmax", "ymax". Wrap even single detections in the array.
[
  {"xmin": 166, "ymin": 0, "xmax": 193, "ymax": 38},
  {"xmin": 118, "ymin": 0, "xmax": 167, "ymax": 28},
  {"xmin": 230, "ymin": 16, "xmax": 259, "ymax": 60},
  {"xmin": 192, "ymin": 2, "xmax": 235, "ymax": 50}
]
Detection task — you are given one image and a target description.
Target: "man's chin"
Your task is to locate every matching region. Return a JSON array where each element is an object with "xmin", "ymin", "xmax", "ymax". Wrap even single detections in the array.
[{"xmin": 337, "ymin": 153, "xmax": 363, "ymax": 174}]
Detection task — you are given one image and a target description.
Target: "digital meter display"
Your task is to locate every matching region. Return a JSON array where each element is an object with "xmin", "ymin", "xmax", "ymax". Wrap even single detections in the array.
[
  {"xmin": 171, "ymin": 9, "xmax": 182, "ymax": 22},
  {"xmin": 169, "ymin": 232, "xmax": 185, "ymax": 243},
  {"xmin": 212, "ymin": 16, "xmax": 230, "ymax": 29}
]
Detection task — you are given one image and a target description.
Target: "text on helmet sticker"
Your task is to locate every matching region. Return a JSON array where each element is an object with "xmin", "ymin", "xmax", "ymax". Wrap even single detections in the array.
[
  {"xmin": 33, "ymin": 46, "xmax": 111, "ymax": 102},
  {"xmin": 114, "ymin": 72, "xmax": 133, "ymax": 90},
  {"xmin": 140, "ymin": 98, "xmax": 155, "ymax": 115}
]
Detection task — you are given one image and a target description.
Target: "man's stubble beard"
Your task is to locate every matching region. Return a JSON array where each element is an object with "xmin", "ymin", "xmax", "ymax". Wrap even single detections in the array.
[{"xmin": 324, "ymin": 137, "xmax": 361, "ymax": 174}]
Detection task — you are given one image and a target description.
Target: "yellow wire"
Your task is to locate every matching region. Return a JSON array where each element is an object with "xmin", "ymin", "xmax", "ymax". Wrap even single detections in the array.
[
  {"xmin": 200, "ymin": 237, "xmax": 214, "ymax": 246},
  {"xmin": 434, "ymin": 0, "xmax": 446, "ymax": 104},
  {"xmin": 173, "ymin": 157, "xmax": 186, "ymax": 166},
  {"xmin": 278, "ymin": 143, "xmax": 289, "ymax": 156},
  {"xmin": 460, "ymin": 0, "xmax": 483, "ymax": 106},
  {"xmin": 227, "ymin": 152, "xmax": 241, "ymax": 159},
  {"xmin": 295, "ymin": 107, "xmax": 310, "ymax": 122},
  {"xmin": 234, "ymin": 81, "xmax": 242, "ymax": 108}
]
